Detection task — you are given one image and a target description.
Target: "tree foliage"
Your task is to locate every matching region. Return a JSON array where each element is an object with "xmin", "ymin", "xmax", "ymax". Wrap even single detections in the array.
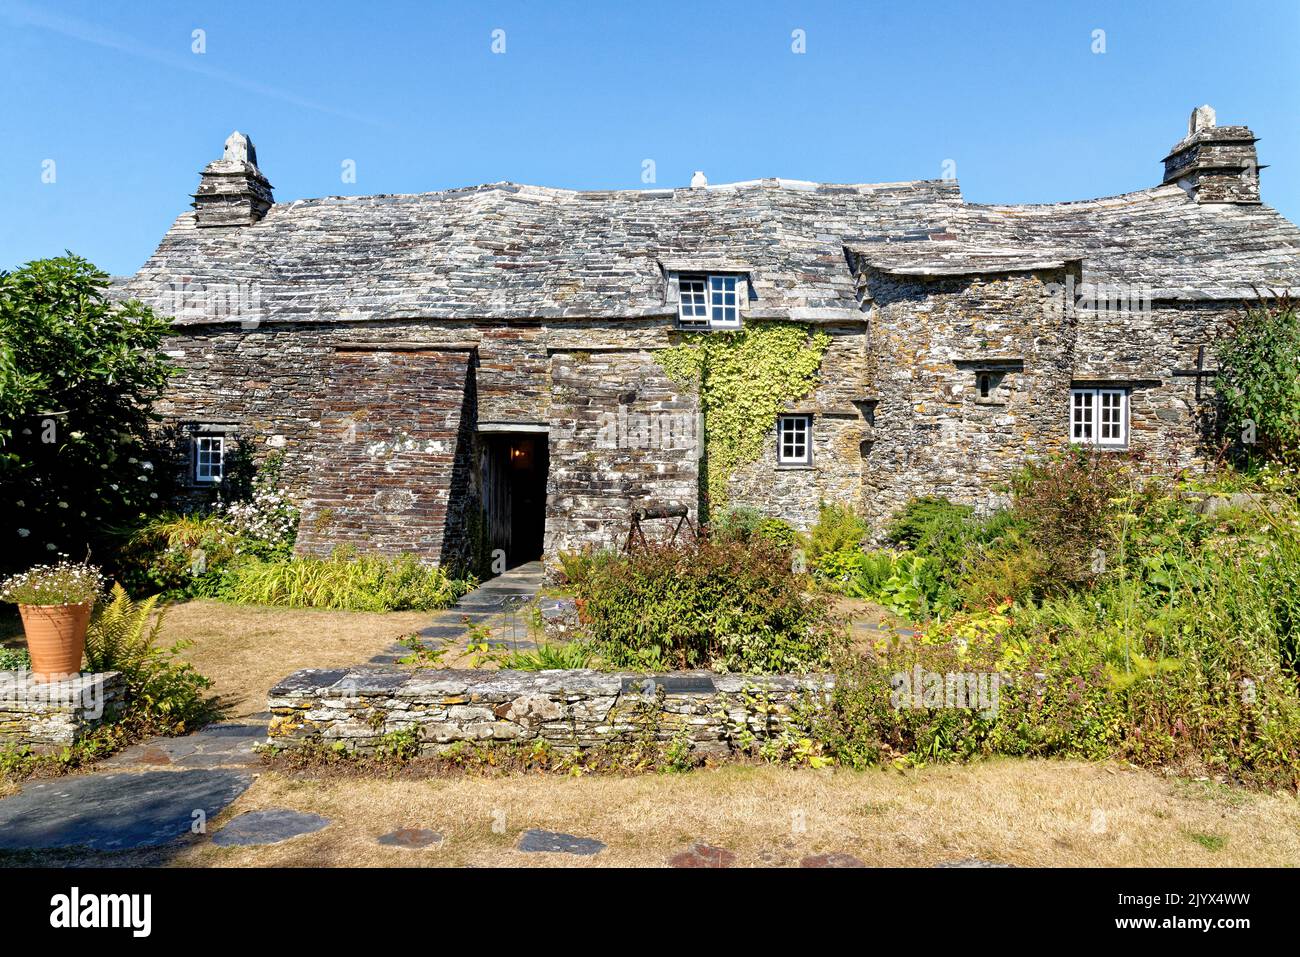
[
  {"xmin": 1215, "ymin": 297, "xmax": 1300, "ymax": 461},
  {"xmin": 0, "ymin": 255, "xmax": 176, "ymax": 569}
]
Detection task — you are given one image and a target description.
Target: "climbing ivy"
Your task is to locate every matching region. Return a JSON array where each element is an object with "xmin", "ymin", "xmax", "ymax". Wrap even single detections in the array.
[{"xmin": 658, "ymin": 321, "xmax": 830, "ymax": 513}]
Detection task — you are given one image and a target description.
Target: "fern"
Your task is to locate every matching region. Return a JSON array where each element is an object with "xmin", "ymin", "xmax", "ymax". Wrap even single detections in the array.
[{"xmin": 85, "ymin": 584, "xmax": 213, "ymax": 732}]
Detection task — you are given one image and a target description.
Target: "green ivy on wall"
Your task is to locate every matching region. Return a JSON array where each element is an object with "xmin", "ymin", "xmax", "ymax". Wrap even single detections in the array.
[{"xmin": 658, "ymin": 321, "xmax": 830, "ymax": 514}]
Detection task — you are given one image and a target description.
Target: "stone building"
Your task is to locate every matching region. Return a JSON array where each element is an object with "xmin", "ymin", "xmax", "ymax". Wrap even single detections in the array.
[{"xmin": 114, "ymin": 106, "xmax": 1300, "ymax": 570}]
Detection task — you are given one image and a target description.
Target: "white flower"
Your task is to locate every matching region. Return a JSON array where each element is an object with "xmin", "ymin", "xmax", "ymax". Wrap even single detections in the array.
[
  {"xmin": 15, "ymin": 500, "xmax": 23, "ymax": 508},
  {"xmin": 57, "ymin": 501, "xmax": 69, "ymax": 509},
  {"xmin": 142, "ymin": 462, "xmax": 153, "ymax": 470},
  {"xmin": 17, "ymin": 528, "xmax": 30, "ymax": 537},
  {"xmin": 149, "ymin": 493, "xmax": 158, "ymax": 499},
  {"xmin": 45, "ymin": 543, "xmax": 56, "ymax": 551}
]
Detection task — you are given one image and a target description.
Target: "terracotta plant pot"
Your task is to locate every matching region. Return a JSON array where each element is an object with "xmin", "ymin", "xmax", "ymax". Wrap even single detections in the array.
[{"xmin": 18, "ymin": 601, "xmax": 92, "ymax": 681}]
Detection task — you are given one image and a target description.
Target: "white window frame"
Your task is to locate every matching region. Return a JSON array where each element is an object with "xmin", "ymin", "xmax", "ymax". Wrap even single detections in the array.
[
  {"xmin": 1070, "ymin": 387, "xmax": 1128, "ymax": 447},
  {"xmin": 677, "ymin": 273, "xmax": 743, "ymax": 330},
  {"xmin": 194, "ymin": 434, "xmax": 226, "ymax": 483},
  {"xmin": 777, "ymin": 414, "xmax": 813, "ymax": 465}
]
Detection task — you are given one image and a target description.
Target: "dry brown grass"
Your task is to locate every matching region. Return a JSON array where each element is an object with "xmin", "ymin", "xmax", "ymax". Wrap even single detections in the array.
[
  {"xmin": 162, "ymin": 600, "xmax": 431, "ymax": 718},
  {"xmin": 172, "ymin": 759, "xmax": 1300, "ymax": 868}
]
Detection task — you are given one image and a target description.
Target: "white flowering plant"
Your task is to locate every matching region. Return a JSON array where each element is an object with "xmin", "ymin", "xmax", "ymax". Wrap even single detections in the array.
[{"xmin": 0, "ymin": 559, "xmax": 105, "ymax": 605}]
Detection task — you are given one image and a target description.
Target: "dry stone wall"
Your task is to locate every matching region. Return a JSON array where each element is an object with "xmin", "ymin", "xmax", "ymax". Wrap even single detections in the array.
[
  {"xmin": 0, "ymin": 671, "xmax": 125, "ymax": 752},
  {"xmin": 268, "ymin": 667, "xmax": 831, "ymax": 755}
]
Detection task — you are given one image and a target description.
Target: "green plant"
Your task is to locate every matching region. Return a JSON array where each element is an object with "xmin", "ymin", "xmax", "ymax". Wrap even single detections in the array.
[
  {"xmin": 806, "ymin": 501, "xmax": 868, "ymax": 563},
  {"xmin": 216, "ymin": 549, "xmax": 474, "ymax": 612},
  {"xmin": 499, "ymin": 641, "xmax": 597, "ymax": 671},
  {"xmin": 572, "ymin": 537, "xmax": 844, "ymax": 673},
  {"xmin": 0, "ymin": 560, "xmax": 104, "ymax": 605},
  {"xmin": 83, "ymin": 584, "xmax": 213, "ymax": 734},
  {"xmin": 0, "ymin": 255, "xmax": 177, "ymax": 570},
  {"xmin": 657, "ymin": 321, "xmax": 830, "ymax": 512},
  {"xmin": 1216, "ymin": 297, "xmax": 1300, "ymax": 461},
  {"xmin": 1011, "ymin": 449, "xmax": 1132, "ymax": 586},
  {"xmin": 0, "ymin": 647, "xmax": 30, "ymax": 670},
  {"xmin": 397, "ymin": 636, "xmax": 449, "ymax": 668}
]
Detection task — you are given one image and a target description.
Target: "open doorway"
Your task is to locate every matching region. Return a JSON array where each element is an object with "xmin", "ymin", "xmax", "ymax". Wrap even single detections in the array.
[{"xmin": 479, "ymin": 432, "xmax": 549, "ymax": 569}]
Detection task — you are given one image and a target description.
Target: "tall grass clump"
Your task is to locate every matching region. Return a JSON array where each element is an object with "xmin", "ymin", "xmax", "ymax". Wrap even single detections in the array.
[{"xmin": 218, "ymin": 549, "xmax": 474, "ymax": 612}]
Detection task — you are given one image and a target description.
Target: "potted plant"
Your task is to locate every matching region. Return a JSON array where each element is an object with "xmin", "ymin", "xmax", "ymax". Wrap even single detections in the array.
[{"xmin": 0, "ymin": 560, "xmax": 104, "ymax": 681}]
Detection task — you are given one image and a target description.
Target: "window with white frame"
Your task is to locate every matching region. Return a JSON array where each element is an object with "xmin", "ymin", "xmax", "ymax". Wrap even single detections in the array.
[
  {"xmin": 677, "ymin": 274, "xmax": 742, "ymax": 329},
  {"xmin": 777, "ymin": 414, "xmax": 812, "ymax": 465},
  {"xmin": 194, "ymin": 434, "xmax": 226, "ymax": 483},
  {"xmin": 1070, "ymin": 388, "xmax": 1128, "ymax": 446}
]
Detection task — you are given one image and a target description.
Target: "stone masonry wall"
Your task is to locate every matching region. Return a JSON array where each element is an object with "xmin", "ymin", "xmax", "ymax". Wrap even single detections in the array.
[
  {"xmin": 0, "ymin": 671, "xmax": 125, "ymax": 752},
  {"xmin": 857, "ymin": 267, "xmax": 1079, "ymax": 528},
  {"xmin": 268, "ymin": 667, "xmax": 831, "ymax": 756}
]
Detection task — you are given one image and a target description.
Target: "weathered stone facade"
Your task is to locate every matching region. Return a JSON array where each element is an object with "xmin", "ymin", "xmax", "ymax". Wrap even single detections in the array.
[
  {"xmin": 267, "ymin": 667, "xmax": 830, "ymax": 755},
  {"xmin": 0, "ymin": 671, "xmax": 125, "ymax": 752},
  {"xmin": 115, "ymin": 108, "xmax": 1300, "ymax": 567}
]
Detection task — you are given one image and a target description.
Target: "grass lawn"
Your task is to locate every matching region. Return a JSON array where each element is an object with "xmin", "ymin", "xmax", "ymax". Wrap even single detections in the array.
[
  {"xmin": 168, "ymin": 759, "xmax": 1300, "ymax": 867},
  {"xmin": 161, "ymin": 600, "xmax": 433, "ymax": 719}
]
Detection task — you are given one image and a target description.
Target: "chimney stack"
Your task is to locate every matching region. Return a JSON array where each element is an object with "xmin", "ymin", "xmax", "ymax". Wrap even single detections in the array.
[
  {"xmin": 1162, "ymin": 105, "xmax": 1263, "ymax": 204},
  {"xmin": 192, "ymin": 131, "xmax": 274, "ymax": 227}
]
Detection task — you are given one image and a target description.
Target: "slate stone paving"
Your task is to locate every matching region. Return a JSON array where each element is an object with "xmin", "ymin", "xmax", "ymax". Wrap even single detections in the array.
[
  {"xmin": 669, "ymin": 843, "xmax": 736, "ymax": 868},
  {"xmin": 935, "ymin": 858, "xmax": 1015, "ymax": 868},
  {"xmin": 211, "ymin": 808, "xmax": 330, "ymax": 847},
  {"xmin": 103, "ymin": 721, "xmax": 267, "ymax": 770},
  {"xmin": 0, "ymin": 769, "xmax": 251, "ymax": 851},
  {"xmin": 516, "ymin": 829, "xmax": 606, "ymax": 855},
  {"xmin": 377, "ymin": 827, "xmax": 443, "ymax": 849},
  {"xmin": 800, "ymin": 852, "xmax": 866, "ymax": 868},
  {"xmin": 371, "ymin": 561, "xmax": 546, "ymax": 665}
]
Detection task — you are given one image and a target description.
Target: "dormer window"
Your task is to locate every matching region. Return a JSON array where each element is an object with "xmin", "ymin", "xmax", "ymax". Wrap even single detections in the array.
[{"xmin": 677, "ymin": 274, "xmax": 743, "ymax": 330}]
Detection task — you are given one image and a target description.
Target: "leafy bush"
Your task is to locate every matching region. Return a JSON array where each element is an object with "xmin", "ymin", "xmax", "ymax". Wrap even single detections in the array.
[
  {"xmin": 573, "ymin": 538, "xmax": 844, "ymax": 672},
  {"xmin": 711, "ymin": 506, "xmax": 797, "ymax": 550},
  {"xmin": 806, "ymin": 501, "xmax": 867, "ymax": 563},
  {"xmin": 815, "ymin": 547, "xmax": 895, "ymax": 593},
  {"xmin": 554, "ymin": 547, "xmax": 622, "ymax": 590},
  {"xmin": 886, "ymin": 497, "xmax": 974, "ymax": 549},
  {"xmin": 1011, "ymin": 449, "xmax": 1132, "ymax": 586},
  {"xmin": 1216, "ymin": 297, "xmax": 1300, "ymax": 461},
  {"xmin": 217, "ymin": 549, "xmax": 474, "ymax": 612},
  {"xmin": 0, "ymin": 560, "xmax": 104, "ymax": 605},
  {"xmin": 0, "ymin": 256, "xmax": 176, "ymax": 571},
  {"xmin": 115, "ymin": 455, "xmax": 300, "ymax": 598},
  {"xmin": 84, "ymin": 584, "xmax": 213, "ymax": 733}
]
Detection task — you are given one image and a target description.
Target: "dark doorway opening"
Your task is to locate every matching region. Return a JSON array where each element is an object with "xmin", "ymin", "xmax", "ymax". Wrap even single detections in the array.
[{"xmin": 480, "ymin": 432, "xmax": 549, "ymax": 568}]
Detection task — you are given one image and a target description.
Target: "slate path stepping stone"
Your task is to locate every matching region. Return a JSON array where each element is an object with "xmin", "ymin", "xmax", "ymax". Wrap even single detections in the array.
[
  {"xmin": 669, "ymin": 843, "xmax": 736, "ymax": 868},
  {"xmin": 377, "ymin": 827, "xmax": 443, "ymax": 849},
  {"xmin": 0, "ymin": 769, "xmax": 251, "ymax": 851},
  {"xmin": 935, "ymin": 858, "xmax": 1015, "ymax": 868},
  {"xmin": 800, "ymin": 852, "xmax": 865, "ymax": 868},
  {"xmin": 517, "ymin": 829, "xmax": 606, "ymax": 855},
  {"xmin": 211, "ymin": 808, "xmax": 330, "ymax": 847},
  {"xmin": 104, "ymin": 721, "xmax": 267, "ymax": 771}
]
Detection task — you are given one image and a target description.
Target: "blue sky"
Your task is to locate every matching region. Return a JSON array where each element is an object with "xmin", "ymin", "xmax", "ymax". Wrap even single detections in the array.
[{"xmin": 2, "ymin": 0, "xmax": 1297, "ymax": 276}]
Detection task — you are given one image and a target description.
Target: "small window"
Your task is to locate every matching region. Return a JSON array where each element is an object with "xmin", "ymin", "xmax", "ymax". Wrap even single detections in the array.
[
  {"xmin": 194, "ymin": 435, "xmax": 226, "ymax": 483},
  {"xmin": 677, "ymin": 274, "xmax": 743, "ymax": 330},
  {"xmin": 977, "ymin": 372, "xmax": 992, "ymax": 399},
  {"xmin": 678, "ymin": 276, "xmax": 709, "ymax": 327},
  {"xmin": 1070, "ymin": 388, "xmax": 1127, "ymax": 446},
  {"xmin": 777, "ymin": 415, "xmax": 812, "ymax": 465}
]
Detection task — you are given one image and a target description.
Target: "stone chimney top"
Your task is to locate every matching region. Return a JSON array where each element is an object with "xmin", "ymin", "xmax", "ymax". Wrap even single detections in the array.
[
  {"xmin": 690, "ymin": 171, "xmax": 708, "ymax": 188},
  {"xmin": 192, "ymin": 131, "xmax": 274, "ymax": 227},
  {"xmin": 1162, "ymin": 105, "xmax": 1263, "ymax": 204}
]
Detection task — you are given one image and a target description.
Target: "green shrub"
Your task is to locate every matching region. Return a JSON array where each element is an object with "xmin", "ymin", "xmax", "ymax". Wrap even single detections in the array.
[
  {"xmin": 554, "ymin": 548, "xmax": 622, "ymax": 590},
  {"xmin": 117, "ymin": 512, "xmax": 241, "ymax": 598},
  {"xmin": 806, "ymin": 501, "xmax": 868, "ymax": 563},
  {"xmin": 573, "ymin": 538, "xmax": 844, "ymax": 672},
  {"xmin": 1215, "ymin": 297, "xmax": 1300, "ymax": 461},
  {"xmin": 711, "ymin": 507, "xmax": 797, "ymax": 550},
  {"xmin": 886, "ymin": 497, "xmax": 974, "ymax": 549},
  {"xmin": 1012, "ymin": 449, "xmax": 1132, "ymax": 586},
  {"xmin": 84, "ymin": 584, "xmax": 214, "ymax": 734},
  {"xmin": 217, "ymin": 549, "xmax": 474, "ymax": 612},
  {"xmin": 0, "ymin": 560, "xmax": 104, "ymax": 605}
]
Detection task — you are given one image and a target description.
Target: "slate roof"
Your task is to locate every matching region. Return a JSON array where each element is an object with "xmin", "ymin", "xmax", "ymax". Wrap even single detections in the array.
[{"xmin": 116, "ymin": 176, "xmax": 1300, "ymax": 326}]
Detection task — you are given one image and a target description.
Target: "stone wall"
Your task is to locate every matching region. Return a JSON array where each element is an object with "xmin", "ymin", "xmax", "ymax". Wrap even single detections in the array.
[
  {"xmin": 0, "ymin": 671, "xmax": 125, "ymax": 752},
  {"xmin": 267, "ymin": 667, "xmax": 831, "ymax": 755}
]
